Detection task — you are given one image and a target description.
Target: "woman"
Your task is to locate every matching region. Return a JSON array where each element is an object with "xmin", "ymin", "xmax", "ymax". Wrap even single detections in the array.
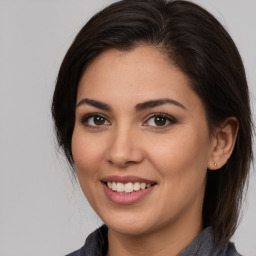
[{"xmin": 52, "ymin": 0, "xmax": 253, "ymax": 255}]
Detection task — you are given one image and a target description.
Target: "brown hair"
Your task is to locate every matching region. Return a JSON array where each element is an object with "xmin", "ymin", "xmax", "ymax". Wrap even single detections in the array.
[{"xmin": 52, "ymin": 0, "xmax": 253, "ymax": 244}]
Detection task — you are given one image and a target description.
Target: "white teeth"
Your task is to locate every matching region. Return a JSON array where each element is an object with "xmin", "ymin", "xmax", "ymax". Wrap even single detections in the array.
[
  {"xmin": 116, "ymin": 182, "xmax": 125, "ymax": 192},
  {"xmin": 140, "ymin": 183, "xmax": 146, "ymax": 190},
  {"xmin": 112, "ymin": 182, "xmax": 117, "ymax": 191},
  {"xmin": 106, "ymin": 181, "xmax": 153, "ymax": 193},
  {"xmin": 124, "ymin": 182, "xmax": 133, "ymax": 193},
  {"xmin": 133, "ymin": 182, "xmax": 141, "ymax": 191},
  {"xmin": 107, "ymin": 181, "xmax": 112, "ymax": 189}
]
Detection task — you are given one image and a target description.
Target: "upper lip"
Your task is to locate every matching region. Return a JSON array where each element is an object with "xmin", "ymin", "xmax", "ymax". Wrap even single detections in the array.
[{"xmin": 101, "ymin": 175, "xmax": 157, "ymax": 184}]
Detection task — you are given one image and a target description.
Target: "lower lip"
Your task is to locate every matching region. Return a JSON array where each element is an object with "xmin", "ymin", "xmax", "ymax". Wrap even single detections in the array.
[{"xmin": 102, "ymin": 183, "xmax": 155, "ymax": 205}]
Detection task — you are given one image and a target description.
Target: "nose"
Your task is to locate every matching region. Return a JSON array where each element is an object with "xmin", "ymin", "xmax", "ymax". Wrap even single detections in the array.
[{"xmin": 106, "ymin": 126, "xmax": 144, "ymax": 168}]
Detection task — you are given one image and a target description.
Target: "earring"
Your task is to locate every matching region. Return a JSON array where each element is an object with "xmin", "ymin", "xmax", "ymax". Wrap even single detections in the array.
[{"xmin": 214, "ymin": 162, "xmax": 217, "ymax": 167}]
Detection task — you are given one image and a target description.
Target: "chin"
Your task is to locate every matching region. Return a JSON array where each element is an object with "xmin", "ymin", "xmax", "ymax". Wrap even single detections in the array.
[
  {"xmin": 102, "ymin": 211, "xmax": 158, "ymax": 236},
  {"xmin": 108, "ymin": 222, "xmax": 149, "ymax": 236}
]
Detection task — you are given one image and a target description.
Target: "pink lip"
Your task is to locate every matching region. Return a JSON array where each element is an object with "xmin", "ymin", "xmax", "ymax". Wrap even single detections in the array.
[
  {"xmin": 101, "ymin": 175, "xmax": 156, "ymax": 184},
  {"xmin": 102, "ymin": 181, "xmax": 156, "ymax": 205}
]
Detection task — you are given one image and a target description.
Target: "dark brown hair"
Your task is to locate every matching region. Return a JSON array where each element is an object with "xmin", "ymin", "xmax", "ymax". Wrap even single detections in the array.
[{"xmin": 52, "ymin": 0, "xmax": 253, "ymax": 244}]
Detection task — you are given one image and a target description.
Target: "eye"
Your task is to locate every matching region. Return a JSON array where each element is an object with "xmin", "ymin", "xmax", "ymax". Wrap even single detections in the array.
[
  {"xmin": 143, "ymin": 113, "xmax": 176, "ymax": 128},
  {"xmin": 80, "ymin": 114, "xmax": 111, "ymax": 128}
]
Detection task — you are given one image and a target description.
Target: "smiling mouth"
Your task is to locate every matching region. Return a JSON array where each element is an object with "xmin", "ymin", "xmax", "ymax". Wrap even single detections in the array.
[
  {"xmin": 101, "ymin": 176, "xmax": 157, "ymax": 204},
  {"xmin": 103, "ymin": 181, "xmax": 156, "ymax": 193}
]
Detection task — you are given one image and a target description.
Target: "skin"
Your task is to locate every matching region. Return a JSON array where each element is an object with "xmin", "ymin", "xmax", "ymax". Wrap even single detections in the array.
[{"xmin": 72, "ymin": 46, "xmax": 238, "ymax": 256}]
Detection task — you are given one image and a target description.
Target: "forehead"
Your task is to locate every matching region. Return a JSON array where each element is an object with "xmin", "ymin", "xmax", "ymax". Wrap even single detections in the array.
[{"xmin": 77, "ymin": 46, "xmax": 203, "ymax": 112}]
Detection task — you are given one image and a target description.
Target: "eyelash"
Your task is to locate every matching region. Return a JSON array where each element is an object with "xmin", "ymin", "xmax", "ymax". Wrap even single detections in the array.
[
  {"xmin": 80, "ymin": 112, "xmax": 177, "ymax": 129},
  {"xmin": 143, "ymin": 113, "xmax": 177, "ymax": 128},
  {"xmin": 80, "ymin": 113, "xmax": 110, "ymax": 129}
]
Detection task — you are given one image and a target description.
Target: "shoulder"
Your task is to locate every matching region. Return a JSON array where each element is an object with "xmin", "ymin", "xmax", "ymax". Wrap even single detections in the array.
[
  {"xmin": 65, "ymin": 225, "xmax": 108, "ymax": 256},
  {"xmin": 178, "ymin": 227, "xmax": 242, "ymax": 256},
  {"xmin": 65, "ymin": 225, "xmax": 242, "ymax": 256},
  {"xmin": 225, "ymin": 242, "xmax": 242, "ymax": 256}
]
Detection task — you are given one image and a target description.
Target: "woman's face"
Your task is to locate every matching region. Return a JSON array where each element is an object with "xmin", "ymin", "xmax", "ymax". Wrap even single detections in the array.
[{"xmin": 72, "ymin": 46, "xmax": 214, "ymax": 236}]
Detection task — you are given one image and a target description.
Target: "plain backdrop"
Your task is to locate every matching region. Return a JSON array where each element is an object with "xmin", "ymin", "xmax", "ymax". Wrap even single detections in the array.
[{"xmin": 0, "ymin": 1, "xmax": 255, "ymax": 255}]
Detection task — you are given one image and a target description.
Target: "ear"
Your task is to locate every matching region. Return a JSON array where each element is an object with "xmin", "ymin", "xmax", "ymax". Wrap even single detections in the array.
[{"xmin": 208, "ymin": 117, "xmax": 239, "ymax": 170}]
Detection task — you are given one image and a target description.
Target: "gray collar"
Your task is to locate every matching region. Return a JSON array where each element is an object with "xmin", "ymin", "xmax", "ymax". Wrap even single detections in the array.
[{"xmin": 66, "ymin": 225, "xmax": 241, "ymax": 256}]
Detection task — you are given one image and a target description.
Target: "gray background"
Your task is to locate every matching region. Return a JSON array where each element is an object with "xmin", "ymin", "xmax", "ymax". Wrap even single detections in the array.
[{"xmin": 0, "ymin": 0, "xmax": 255, "ymax": 255}]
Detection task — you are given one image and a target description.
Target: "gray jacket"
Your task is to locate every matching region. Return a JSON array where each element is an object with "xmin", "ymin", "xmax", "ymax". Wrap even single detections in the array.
[{"xmin": 66, "ymin": 225, "xmax": 241, "ymax": 256}]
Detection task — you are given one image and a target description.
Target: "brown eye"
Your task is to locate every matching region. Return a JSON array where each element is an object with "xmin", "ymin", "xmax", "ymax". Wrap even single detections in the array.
[
  {"xmin": 143, "ymin": 113, "xmax": 176, "ymax": 128},
  {"xmin": 81, "ymin": 114, "xmax": 110, "ymax": 127},
  {"xmin": 94, "ymin": 116, "xmax": 105, "ymax": 125},
  {"xmin": 154, "ymin": 116, "xmax": 167, "ymax": 126}
]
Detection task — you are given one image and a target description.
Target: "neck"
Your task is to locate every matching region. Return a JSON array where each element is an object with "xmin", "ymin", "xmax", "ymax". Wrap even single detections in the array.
[{"xmin": 107, "ymin": 216, "xmax": 203, "ymax": 256}]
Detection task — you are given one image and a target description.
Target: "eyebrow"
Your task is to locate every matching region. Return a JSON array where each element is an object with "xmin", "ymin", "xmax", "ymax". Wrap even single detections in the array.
[
  {"xmin": 76, "ymin": 98, "xmax": 112, "ymax": 111},
  {"xmin": 135, "ymin": 98, "xmax": 186, "ymax": 111},
  {"xmin": 76, "ymin": 98, "xmax": 186, "ymax": 112}
]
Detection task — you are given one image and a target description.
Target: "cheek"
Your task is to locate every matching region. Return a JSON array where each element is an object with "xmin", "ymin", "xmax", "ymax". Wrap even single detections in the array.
[
  {"xmin": 71, "ymin": 128, "xmax": 107, "ymax": 208},
  {"xmin": 71, "ymin": 128, "xmax": 104, "ymax": 179},
  {"xmin": 148, "ymin": 126, "xmax": 211, "ymax": 183}
]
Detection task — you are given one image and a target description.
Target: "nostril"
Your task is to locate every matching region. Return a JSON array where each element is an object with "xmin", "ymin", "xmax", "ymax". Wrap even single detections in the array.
[{"xmin": 107, "ymin": 158, "xmax": 134, "ymax": 168}]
